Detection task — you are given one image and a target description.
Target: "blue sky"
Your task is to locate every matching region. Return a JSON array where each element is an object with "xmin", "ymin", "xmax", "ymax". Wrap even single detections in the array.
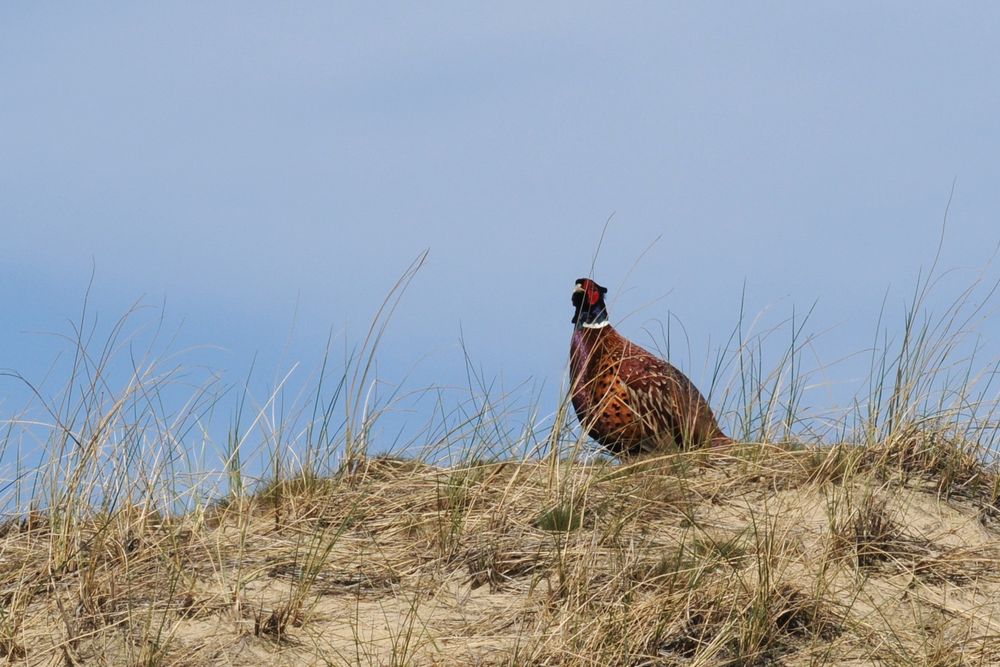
[{"xmin": 2, "ymin": 4, "xmax": 999, "ymax": 467}]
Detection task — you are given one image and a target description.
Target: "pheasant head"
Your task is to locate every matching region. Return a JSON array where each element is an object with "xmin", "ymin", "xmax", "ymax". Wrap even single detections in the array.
[{"xmin": 572, "ymin": 278, "xmax": 609, "ymax": 328}]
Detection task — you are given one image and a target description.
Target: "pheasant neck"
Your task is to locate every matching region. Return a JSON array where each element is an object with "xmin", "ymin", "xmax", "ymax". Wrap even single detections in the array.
[{"xmin": 573, "ymin": 305, "xmax": 609, "ymax": 330}]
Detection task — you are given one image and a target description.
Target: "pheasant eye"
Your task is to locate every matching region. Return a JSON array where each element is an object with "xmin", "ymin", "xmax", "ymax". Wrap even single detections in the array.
[{"xmin": 588, "ymin": 287, "xmax": 600, "ymax": 306}]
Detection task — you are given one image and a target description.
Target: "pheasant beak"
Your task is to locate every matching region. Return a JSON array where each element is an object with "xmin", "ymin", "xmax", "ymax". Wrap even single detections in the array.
[{"xmin": 573, "ymin": 283, "xmax": 585, "ymax": 293}]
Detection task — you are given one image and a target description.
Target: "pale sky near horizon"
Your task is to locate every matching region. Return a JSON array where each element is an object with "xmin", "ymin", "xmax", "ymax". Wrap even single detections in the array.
[{"xmin": 2, "ymin": 4, "xmax": 1000, "ymax": 465}]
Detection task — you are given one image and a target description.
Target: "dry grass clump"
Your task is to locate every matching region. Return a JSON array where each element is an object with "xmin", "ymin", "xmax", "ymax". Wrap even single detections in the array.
[{"xmin": 863, "ymin": 426, "xmax": 999, "ymax": 502}]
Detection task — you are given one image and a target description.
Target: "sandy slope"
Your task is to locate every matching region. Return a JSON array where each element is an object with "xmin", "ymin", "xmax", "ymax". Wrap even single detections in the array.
[{"xmin": 2, "ymin": 445, "xmax": 998, "ymax": 666}]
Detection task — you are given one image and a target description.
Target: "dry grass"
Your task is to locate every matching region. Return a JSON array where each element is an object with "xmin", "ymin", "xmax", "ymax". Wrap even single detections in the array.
[
  {"xmin": 2, "ymin": 252, "xmax": 999, "ymax": 664},
  {"xmin": 0, "ymin": 443, "xmax": 997, "ymax": 666}
]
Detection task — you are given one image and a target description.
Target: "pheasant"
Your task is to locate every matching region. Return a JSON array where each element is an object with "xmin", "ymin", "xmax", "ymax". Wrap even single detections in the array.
[{"xmin": 569, "ymin": 278, "xmax": 732, "ymax": 456}]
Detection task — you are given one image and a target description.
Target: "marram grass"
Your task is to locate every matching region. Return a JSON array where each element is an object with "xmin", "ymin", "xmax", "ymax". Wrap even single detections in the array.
[
  {"xmin": 0, "ymin": 445, "xmax": 997, "ymax": 666},
  {"xmin": 0, "ymin": 261, "xmax": 998, "ymax": 665}
]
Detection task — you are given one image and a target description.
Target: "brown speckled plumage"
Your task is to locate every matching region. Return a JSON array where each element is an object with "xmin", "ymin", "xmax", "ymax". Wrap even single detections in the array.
[{"xmin": 570, "ymin": 279, "xmax": 732, "ymax": 456}]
